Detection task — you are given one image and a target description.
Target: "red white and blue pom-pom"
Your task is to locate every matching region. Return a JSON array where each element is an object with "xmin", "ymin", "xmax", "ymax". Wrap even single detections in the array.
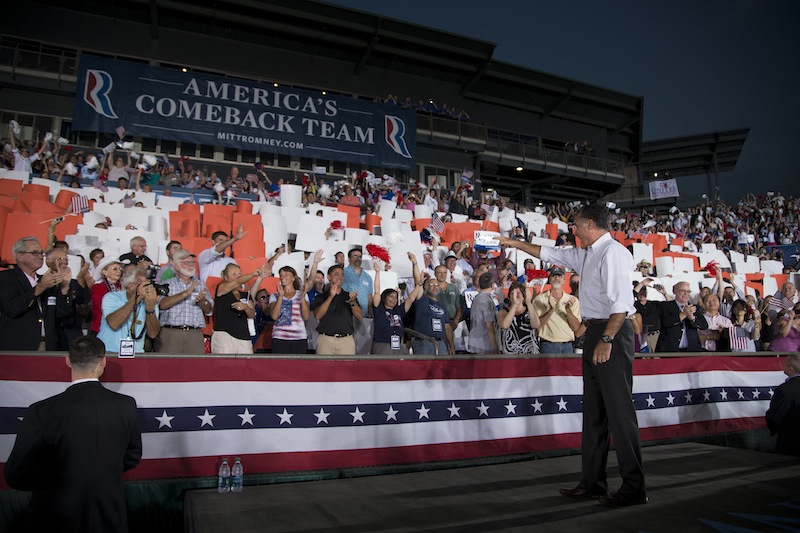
[{"xmin": 365, "ymin": 243, "xmax": 391, "ymax": 264}]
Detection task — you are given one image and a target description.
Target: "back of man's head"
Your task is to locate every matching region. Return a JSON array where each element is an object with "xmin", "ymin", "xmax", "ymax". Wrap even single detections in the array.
[
  {"xmin": 68, "ymin": 335, "xmax": 106, "ymax": 372},
  {"xmin": 478, "ymin": 272, "xmax": 493, "ymax": 290}
]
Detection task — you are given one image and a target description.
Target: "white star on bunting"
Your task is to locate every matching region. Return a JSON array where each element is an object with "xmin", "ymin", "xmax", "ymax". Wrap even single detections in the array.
[
  {"xmin": 477, "ymin": 402, "xmax": 490, "ymax": 417},
  {"xmin": 531, "ymin": 399, "xmax": 543, "ymax": 413},
  {"xmin": 314, "ymin": 408, "xmax": 330, "ymax": 425},
  {"xmin": 416, "ymin": 404, "xmax": 430, "ymax": 420},
  {"xmin": 684, "ymin": 391, "xmax": 693, "ymax": 403},
  {"xmin": 384, "ymin": 405, "xmax": 399, "ymax": 422},
  {"xmin": 556, "ymin": 397, "xmax": 568, "ymax": 411},
  {"xmin": 504, "ymin": 401, "xmax": 517, "ymax": 415},
  {"xmin": 350, "ymin": 407, "xmax": 365, "ymax": 423},
  {"xmin": 447, "ymin": 403, "xmax": 461, "ymax": 418},
  {"xmin": 277, "ymin": 408, "xmax": 294, "ymax": 425},
  {"xmin": 737, "ymin": 389, "xmax": 745, "ymax": 400},
  {"xmin": 238, "ymin": 408, "xmax": 255, "ymax": 426},
  {"xmin": 156, "ymin": 410, "xmax": 174, "ymax": 429},
  {"xmin": 197, "ymin": 409, "xmax": 215, "ymax": 427},
  {"xmin": 720, "ymin": 390, "xmax": 728, "ymax": 401},
  {"xmin": 702, "ymin": 390, "xmax": 711, "ymax": 402},
  {"xmin": 646, "ymin": 395, "xmax": 656, "ymax": 407},
  {"xmin": 751, "ymin": 389, "xmax": 761, "ymax": 399},
  {"xmin": 665, "ymin": 393, "xmax": 675, "ymax": 405}
]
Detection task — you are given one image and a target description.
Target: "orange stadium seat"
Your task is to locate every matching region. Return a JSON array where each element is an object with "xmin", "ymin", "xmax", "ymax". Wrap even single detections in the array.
[
  {"xmin": 2, "ymin": 213, "xmax": 50, "ymax": 263},
  {"xmin": 411, "ymin": 218, "xmax": 431, "ymax": 232},
  {"xmin": 178, "ymin": 202, "xmax": 201, "ymax": 213},
  {"xmin": 232, "ymin": 213, "xmax": 263, "ymax": 240},
  {"xmin": 235, "ymin": 257, "xmax": 268, "ymax": 276},
  {"xmin": 232, "ymin": 238, "xmax": 266, "ymax": 260},
  {"xmin": 54, "ymin": 189, "xmax": 78, "ymax": 211},
  {"xmin": 22, "ymin": 183, "xmax": 51, "ymax": 200},
  {"xmin": 0, "ymin": 179, "xmax": 23, "ymax": 198},
  {"xmin": 364, "ymin": 214, "xmax": 382, "ymax": 234},
  {"xmin": 337, "ymin": 204, "xmax": 361, "ymax": 229},
  {"xmin": 181, "ymin": 237, "xmax": 213, "ymax": 257},
  {"xmin": 235, "ymin": 200, "xmax": 253, "ymax": 214},
  {"xmin": 545, "ymin": 223, "xmax": 558, "ymax": 241}
]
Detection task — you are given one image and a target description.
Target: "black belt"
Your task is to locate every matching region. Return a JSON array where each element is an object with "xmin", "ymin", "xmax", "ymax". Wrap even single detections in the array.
[
  {"xmin": 322, "ymin": 333, "xmax": 351, "ymax": 338},
  {"xmin": 583, "ymin": 318, "xmax": 608, "ymax": 326},
  {"xmin": 163, "ymin": 325, "xmax": 200, "ymax": 330}
]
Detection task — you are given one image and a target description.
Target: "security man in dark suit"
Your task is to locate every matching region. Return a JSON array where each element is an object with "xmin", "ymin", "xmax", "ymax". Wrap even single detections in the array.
[
  {"xmin": 0, "ymin": 237, "xmax": 71, "ymax": 351},
  {"xmin": 4, "ymin": 335, "xmax": 142, "ymax": 532},
  {"xmin": 766, "ymin": 353, "xmax": 800, "ymax": 456},
  {"xmin": 655, "ymin": 281, "xmax": 708, "ymax": 352}
]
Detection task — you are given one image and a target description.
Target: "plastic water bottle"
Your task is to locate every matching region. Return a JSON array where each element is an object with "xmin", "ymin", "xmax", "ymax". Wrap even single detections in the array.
[
  {"xmin": 231, "ymin": 457, "xmax": 244, "ymax": 493},
  {"xmin": 217, "ymin": 458, "xmax": 230, "ymax": 493}
]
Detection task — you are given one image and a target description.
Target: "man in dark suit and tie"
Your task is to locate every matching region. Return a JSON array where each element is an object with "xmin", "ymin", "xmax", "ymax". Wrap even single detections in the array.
[
  {"xmin": 655, "ymin": 281, "xmax": 708, "ymax": 352},
  {"xmin": 0, "ymin": 237, "xmax": 72, "ymax": 351},
  {"xmin": 4, "ymin": 335, "xmax": 142, "ymax": 532},
  {"xmin": 766, "ymin": 353, "xmax": 800, "ymax": 456}
]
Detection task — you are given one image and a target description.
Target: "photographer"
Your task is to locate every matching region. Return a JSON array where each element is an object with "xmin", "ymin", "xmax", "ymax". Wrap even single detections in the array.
[
  {"xmin": 158, "ymin": 250, "xmax": 213, "ymax": 353},
  {"xmin": 97, "ymin": 266, "xmax": 161, "ymax": 354}
]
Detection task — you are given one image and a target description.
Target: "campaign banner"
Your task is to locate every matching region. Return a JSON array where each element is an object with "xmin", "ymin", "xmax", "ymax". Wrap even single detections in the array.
[
  {"xmin": 649, "ymin": 178, "xmax": 680, "ymax": 200},
  {"xmin": 0, "ymin": 355, "xmax": 780, "ymax": 484},
  {"xmin": 73, "ymin": 55, "xmax": 416, "ymax": 170}
]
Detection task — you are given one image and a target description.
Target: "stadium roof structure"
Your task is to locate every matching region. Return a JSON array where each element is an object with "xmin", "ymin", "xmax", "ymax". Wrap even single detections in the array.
[
  {"xmin": 639, "ymin": 128, "xmax": 750, "ymax": 181},
  {"xmin": 8, "ymin": 0, "xmax": 644, "ymax": 203}
]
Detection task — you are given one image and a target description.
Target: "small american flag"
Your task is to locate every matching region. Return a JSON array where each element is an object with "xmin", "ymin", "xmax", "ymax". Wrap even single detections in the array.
[
  {"xmin": 70, "ymin": 195, "xmax": 90, "ymax": 214},
  {"xmin": 121, "ymin": 194, "xmax": 135, "ymax": 208},
  {"xmin": 428, "ymin": 212, "xmax": 445, "ymax": 234},
  {"xmin": 771, "ymin": 290, "xmax": 794, "ymax": 311},
  {"xmin": 727, "ymin": 326, "xmax": 750, "ymax": 351},
  {"xmin": 460, "ymin": 170, "xmax": 473, "ymax": 183}
]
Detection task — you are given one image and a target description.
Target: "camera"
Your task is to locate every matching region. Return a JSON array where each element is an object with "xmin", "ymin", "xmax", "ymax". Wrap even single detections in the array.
[
  {"xmin": 653, "ymin": 284, "xmax": 664, "ymax": 291},
  {"xmin": 145, "ymin": 264, "xmax": 160, "ymax": 280},
  {"xmin": 151, "ymin": 282, "xmax": 170, "ymax": 297}
]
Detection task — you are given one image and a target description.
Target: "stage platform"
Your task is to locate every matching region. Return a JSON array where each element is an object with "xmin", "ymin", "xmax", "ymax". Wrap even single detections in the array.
[{"xmin": 184, "ymin": 442, "xmax": 799, "ymax": 533}]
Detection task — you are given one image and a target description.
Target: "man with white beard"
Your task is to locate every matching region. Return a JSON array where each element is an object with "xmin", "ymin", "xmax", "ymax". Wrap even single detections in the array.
[{"xmin": 157, "ymin": 249, "xmax": 214, "ymax": 353}]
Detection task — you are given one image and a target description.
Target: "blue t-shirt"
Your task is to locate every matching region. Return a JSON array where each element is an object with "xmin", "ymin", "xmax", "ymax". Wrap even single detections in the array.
[
  {"xmin": 413, "ymin": 295, "xmax": 447, "ymax": 339},
  {"xmin": 373, "ymin": 302, "xmax": 406, "ymax": 343},
  {"xmin": 97, "ymin": 291, "xmax": 158, "ymax": 353}
]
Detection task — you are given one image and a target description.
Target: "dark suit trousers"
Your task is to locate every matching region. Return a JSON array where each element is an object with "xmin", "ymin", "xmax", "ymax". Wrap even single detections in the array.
[{"xmin": 581, "ymin": 320, "xmax": 646, "ymax": 497}]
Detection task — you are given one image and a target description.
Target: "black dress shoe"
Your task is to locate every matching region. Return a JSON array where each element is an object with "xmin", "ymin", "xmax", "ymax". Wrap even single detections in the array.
[
  {"xmin": 559, "ymin": 485, "xmax": 608, "ymax": 498},
  {"xmin": 598, "ymin": 492, "xmax": 648, "ymax": 507}
]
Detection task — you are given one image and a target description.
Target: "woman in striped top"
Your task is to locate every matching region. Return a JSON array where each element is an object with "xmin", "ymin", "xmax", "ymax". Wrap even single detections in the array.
[{"xmin": 269, "ymin": 266, "xmax": 310, "ymax": 354}]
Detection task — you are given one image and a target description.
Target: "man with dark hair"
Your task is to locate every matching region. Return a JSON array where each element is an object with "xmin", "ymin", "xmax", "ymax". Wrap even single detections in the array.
[
  {"xmin": 413, "ymin": 276, "xmax": 451, "ymax": 355},
  {"xmin": 155, "ymin": 240, "xmax": 183, "ymax": 282},
  {"xmin": 468, "ymin": 272, "xmax": 499, "ymax": 354},
  {"xmin": 4, "ymin": 335, "xmax": 142, "ymax": 532},
  {"xmin": 198, "ymin": 225, "xmax": 246, "ymax": 282},
  {"xmin": 500, "ymin": 204, "xmax": 648, "ymax": 507},
  {"xmin": 312, "ymin": 264, "xmax": 362, "ymax": 355},
  {"xmin": 766, "ymin": 353, "xmax": 800, "ymax": 456}
]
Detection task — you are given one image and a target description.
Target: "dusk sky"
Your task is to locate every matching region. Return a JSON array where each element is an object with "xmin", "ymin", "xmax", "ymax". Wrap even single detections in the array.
[{"xmin": 326, "ymin": 0, "xmax": 799, "ymax": 205}]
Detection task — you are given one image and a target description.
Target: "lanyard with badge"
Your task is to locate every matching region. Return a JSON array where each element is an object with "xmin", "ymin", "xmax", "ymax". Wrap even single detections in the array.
[{"xmin": 120, "ymin": 297, "xmax": 147, "ymax": 358}]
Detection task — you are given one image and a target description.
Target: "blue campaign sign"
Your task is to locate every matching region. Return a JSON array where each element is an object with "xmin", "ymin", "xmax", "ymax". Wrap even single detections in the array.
[{"xmin": 73, "ymin": 55, "xmax": 416, "ymax": 170}]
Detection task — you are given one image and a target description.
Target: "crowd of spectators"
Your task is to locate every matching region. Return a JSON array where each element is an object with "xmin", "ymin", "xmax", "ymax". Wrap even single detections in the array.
[{"xmin": 1, "ymin": 122, "xmax": 799, "ymax": 357}]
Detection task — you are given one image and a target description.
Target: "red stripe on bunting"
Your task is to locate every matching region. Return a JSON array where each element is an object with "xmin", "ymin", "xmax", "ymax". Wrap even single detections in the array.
[{"xmin": 0, "ymin": 355, "xmax": 584, "ymax": 383}]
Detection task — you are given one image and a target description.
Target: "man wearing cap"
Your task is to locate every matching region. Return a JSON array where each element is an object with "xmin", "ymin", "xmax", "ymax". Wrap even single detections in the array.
[
  {"xmin": 342, "ymin": 247, "xmax": 373, "ymax": 354},
  {"xmin": 444, "ymin": 252, "xmax": 469, "ymax": 293},
  {"xmin": 119, "ymin": 236, "xmax": 153, "ymax": 266},
  {"xmin": 636, "ymin": 260, "xmax": 653, "ymax": 277},
  {"xmin": 198, "ymin": 225, "xmax": 246, "ymax": 283},
  {"xmin": 499, "ymin": 204, "xmax": 647, "ymax": 507},
  {"xmin": 532, "ymin": 267, "xmax": 582, "ymax": 354},
  {"xmin": 157, "ymin": 249, "xmax": 213, "ymax": 353}
]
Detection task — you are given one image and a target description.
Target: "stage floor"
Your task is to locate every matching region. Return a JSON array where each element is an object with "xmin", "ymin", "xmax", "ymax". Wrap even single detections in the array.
[{"xmin": 184, "ymin": 443, "xmax": 800, "ymax": 532}]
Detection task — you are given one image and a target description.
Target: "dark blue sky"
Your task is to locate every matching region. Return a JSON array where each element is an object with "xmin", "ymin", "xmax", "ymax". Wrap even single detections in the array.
[{"xmin": 326, "ymin": 0, "xmax": 799, "ymax": 204}]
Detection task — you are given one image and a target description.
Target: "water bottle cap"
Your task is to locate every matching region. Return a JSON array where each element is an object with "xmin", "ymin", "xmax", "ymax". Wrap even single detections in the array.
[
  {"xmin": 222, "ymin": 457, "xmax": 228, "ymax": 462},
  {"xmin": 235, "ymin": 457, "xmax": 241, "ymax": 461}
]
